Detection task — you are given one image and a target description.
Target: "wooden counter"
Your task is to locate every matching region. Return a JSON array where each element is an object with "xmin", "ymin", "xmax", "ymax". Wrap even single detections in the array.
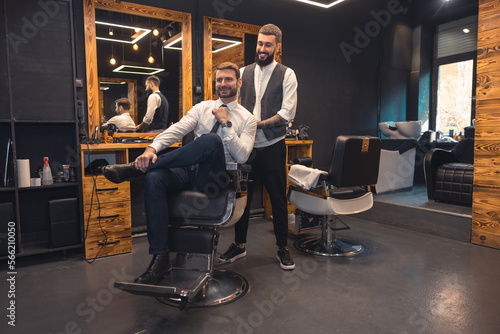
[{"xmin": 79, "ymin": 141, "xmax": 180, "ymax": 259}]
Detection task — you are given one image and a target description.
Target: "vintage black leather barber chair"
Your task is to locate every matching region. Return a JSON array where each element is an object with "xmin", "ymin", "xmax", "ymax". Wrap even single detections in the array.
[
  {"xmin": 288, "ymin": 136, "xmax": 381, "ymax": 257},
  {"xmin": 114, "ymin": 163, "xmax": 250, "ymax": 310}
]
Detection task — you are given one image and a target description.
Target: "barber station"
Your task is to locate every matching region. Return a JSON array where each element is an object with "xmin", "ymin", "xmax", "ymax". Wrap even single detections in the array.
[{"xmin": 2, "ymin": 0, "xmax": 500, "ymax": 333}]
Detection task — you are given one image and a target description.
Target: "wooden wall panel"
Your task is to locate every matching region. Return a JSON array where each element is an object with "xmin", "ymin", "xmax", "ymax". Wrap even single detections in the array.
[{"xmin": 472, "ymin": 0, "xmax": 500, "ymax": 249}]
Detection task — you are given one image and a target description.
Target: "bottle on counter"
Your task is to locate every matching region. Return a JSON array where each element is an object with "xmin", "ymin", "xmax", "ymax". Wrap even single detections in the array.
[{"xmin": 42, "ymin": 157, "xmax": 53, "ymax": 185}]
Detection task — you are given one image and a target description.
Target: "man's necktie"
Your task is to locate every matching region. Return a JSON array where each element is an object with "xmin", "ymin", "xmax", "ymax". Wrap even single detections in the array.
[{"xmin": 211, "ymin": 104, "xmax": 227, "ymax": 133}]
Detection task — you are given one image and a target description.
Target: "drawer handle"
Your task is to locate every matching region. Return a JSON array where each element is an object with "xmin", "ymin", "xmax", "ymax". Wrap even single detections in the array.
[
  {"xmin": 98, "ymin": 240, "xmax": 120, "ymax": 246},
  {"xmin": 96, "ymin": 187, "xmax": 119, "ymax": 192},
  {"xmin": 97, "ymin": 214, "xmax": 120, "ymax": 219}
]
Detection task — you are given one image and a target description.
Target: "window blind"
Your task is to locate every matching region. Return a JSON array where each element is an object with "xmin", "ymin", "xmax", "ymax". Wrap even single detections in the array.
[{"xmin": 436, "ymin": 15, "xmax": 477, "ymax": 59}]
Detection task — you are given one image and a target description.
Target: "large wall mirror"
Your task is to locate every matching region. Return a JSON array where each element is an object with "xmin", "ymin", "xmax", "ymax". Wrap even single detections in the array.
[
  {"xmin": 202, "ymin": 17, "xmax": 282, "ymax": 101},
  {"xmin": 84, "ymin": 0, "xmax": 192, "ymax": 137}
]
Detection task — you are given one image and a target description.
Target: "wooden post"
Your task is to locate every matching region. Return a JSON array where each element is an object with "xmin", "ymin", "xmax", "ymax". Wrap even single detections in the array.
[{"xmin": 472, "ymin": 0, "xmax": 500, "ymax": 249}]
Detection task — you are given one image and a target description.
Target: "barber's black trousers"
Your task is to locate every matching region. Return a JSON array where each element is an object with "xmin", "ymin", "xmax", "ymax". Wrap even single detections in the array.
[{"xmin": 234, "ymin": 139, "xmax": 288, "ymax": 247}]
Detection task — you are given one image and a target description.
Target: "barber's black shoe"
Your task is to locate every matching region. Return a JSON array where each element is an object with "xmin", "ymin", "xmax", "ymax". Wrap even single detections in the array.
[
  {"xmin": 277, "ymin": 247, "xmax": 295, "ymax": 270},
  {"xmin": 102, "ymin": 162, "xmax": 144, "ymax": 183},
  {"xmin": 134, "ymin": 254, "xmax": 171, "ymax": 285},
  {"xmin": 219, "ymin": 243, "xmax": 246, "ymax": 263}
]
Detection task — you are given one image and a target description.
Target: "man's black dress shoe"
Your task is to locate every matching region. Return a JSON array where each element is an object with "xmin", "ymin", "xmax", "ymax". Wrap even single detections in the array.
[
  {"xmin": 134, "ymin": 254, "xmax": 171, "ymax": 285},
  {"xmin": 102, "ymin": 162, "xmax": 144, "ymax": 183}
]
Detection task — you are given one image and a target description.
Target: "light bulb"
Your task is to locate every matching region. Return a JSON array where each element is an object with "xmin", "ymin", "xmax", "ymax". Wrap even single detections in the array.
[
  {"xmin": 110, "ymin": 57, "xmax": 116, "ymax": 65},
  {"xmin": 148, "ymin": 55, "xmax": 154, "ymax": 63},
  {"xmin": 133, "ymin": 43, "xmax": 139, "ymax": 51},
  {"xmin": 463, "ymin": 28, "xmax": 470, "ymax": 34},
  {"xmin": 109, "ymin": 28, "xmax": 113, "ymax": 36},
  {"xmin": 153, "ymin": 28, "xmax": 159, "ymax": 36},
  {"xmin": 135, "ymin": 28, "xmax": 140, "ymax": 33}
]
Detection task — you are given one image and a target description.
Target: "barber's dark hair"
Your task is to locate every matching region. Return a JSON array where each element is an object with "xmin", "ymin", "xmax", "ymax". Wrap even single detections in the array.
[
  {"xmin": 146, "ymin": 75, "xmax": 160, "ymax": 87},
  {"xmin": 215, "ymin": 62, "xmax": 240, "ymax": 80},
  {"xmin": 259, "ymin": 24, "xmax": 282, "ymax": 44},
  {"xmin": 115, "ymin": 97, "xmax": 131, "ymax": 111}
]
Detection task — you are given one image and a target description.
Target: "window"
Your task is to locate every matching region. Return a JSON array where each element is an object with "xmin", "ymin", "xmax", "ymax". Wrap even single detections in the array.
[
  {"xmin": 431, "ymin": 16, "xmax": 477, "ymax": 136},
  {"xmin": 436, "ymin": 59, "xmax": 474, "ymax": 136}
]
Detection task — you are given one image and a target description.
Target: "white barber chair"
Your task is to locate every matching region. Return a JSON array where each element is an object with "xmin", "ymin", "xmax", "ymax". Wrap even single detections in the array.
[{"xmin": 288, "ymin": 136, "xmax": 381, "ymax": 256}]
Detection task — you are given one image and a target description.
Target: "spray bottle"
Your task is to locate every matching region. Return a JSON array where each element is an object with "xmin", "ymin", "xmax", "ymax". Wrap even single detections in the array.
[{"xmin": 42, "ymin": 157, "xmax": 53, "ymax": 185}]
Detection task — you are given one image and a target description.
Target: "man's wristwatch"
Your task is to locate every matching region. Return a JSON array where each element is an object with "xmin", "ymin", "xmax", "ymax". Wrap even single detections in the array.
[{"xmin": 221, "ymin": 120, "xmax": 232, "ymax": 128}]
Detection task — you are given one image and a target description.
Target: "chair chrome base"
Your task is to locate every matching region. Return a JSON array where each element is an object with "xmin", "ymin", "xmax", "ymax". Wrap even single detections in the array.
[
  {"xmin": 295, "ymin": 236, "xmax": 365, "ymax": 257},
  {"xmin": 156, "ymin": 270, "xmax": 249, "ymax": 309}
]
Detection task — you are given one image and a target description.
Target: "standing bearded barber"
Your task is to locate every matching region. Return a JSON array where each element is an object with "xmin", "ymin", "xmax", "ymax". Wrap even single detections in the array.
[{"xmin": 220, "ymin": 24, "xmax": 298, "ymax": 270}]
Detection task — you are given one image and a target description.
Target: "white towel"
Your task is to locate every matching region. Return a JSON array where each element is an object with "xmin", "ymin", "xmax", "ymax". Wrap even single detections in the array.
[{"xmin": 288, "ymin": 165, "xmax": 328, "ymax": 190}]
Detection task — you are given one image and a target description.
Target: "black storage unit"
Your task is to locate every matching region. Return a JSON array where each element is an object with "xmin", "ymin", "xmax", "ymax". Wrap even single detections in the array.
[{"xmin": 0, "ymin": 0, "xmax": 83, "ymax": 259}]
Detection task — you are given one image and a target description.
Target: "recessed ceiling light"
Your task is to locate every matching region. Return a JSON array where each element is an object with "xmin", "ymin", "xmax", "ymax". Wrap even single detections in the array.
[
  {"xmin": 113, "ymin": 63, "xmax": 165, "ymax": 75},
  {"xmin": 212, "ymin": 34, "xmax": 243, "ymax": 53},
  {"xmin": 295, "ymin": 0, "xmax": 345, "ymax": 9},
  {"xmin": 96, "ymin": 21, "xmax": 151, "ymax": 44},
  {"xmin": 163, "ymin": 33, "xmax": 182, "ymax": 50},
  {"xmin": 463, "ymin": 28, "xmax": 470, "ymax": 33}
]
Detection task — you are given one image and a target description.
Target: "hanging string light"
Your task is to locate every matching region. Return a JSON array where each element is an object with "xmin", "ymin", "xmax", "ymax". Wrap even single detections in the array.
[
  {"xmin": 148, "ymin": 33, "xmax": 154, "ymax": 63},
  {"xmin": 110, "ymin": 42, "xmax": 116, "ymax": 65}
]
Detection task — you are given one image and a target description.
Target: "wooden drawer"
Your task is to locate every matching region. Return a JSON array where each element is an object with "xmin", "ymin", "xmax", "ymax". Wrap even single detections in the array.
[
  {"xmin": 84, "ymin": 201, "xmax": 131, "ymax": 229},
  {"xmin": 84, "ymin": 225, "xmax": 132, "ymax": 259},
  {"xmin": 82, "ymin": 176, "xmax": 130, "ymax": 204}
]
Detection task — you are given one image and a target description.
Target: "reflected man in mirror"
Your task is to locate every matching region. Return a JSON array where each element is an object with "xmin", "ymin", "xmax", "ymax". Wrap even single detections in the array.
[
  {"xmin": 102, "ymin": 98, "xmax": 136, "ymax": 132},
  {"xmin": 136, "ymin": 75, "xmax": 169, "ymax": 132}
]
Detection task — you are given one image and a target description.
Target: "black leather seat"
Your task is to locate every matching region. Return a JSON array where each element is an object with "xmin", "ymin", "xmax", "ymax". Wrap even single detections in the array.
[
  {"xmin": 424, "ymin": 138, "xmax": 474, "ymax": 206},
  {"xmin": 115, "ymin": 163, "xmax": 250, "ymax": 310}
]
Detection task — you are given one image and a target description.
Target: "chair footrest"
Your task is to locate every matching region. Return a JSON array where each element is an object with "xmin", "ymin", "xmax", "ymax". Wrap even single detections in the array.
[{"xmin": 114, "ymin": 269, "xmax": 210, "ymax": 298}]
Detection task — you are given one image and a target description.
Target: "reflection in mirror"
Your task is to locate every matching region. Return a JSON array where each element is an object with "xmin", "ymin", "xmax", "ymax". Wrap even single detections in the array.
[
  {"xmin": 99, "ymin": 77, "xmax": 137, "ymax": 123},
  {"xmin": 95, "ymin": 8, "xmax": 181, "ymax": 131}
]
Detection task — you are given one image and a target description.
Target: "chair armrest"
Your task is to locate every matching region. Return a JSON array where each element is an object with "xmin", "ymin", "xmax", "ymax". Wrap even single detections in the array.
[{"xmin": 424, "ymin": 148, "xmax": 459, "ymax": 200}]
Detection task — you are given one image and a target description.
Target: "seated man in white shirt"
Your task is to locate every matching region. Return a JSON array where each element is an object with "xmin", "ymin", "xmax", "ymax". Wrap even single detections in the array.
[
  {"xmin": 102, "ymin": 98, "xmax": 136, "ymax": 132},
  {"xmin": 102, "ymin": 62, "xmax": 257, "ymax": 285}
]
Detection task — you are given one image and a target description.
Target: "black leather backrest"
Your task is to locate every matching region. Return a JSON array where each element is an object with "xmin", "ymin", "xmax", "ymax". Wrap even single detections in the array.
[{"xmin": 328, "ymin": 135, "xmax": 381, "ymax": 187}]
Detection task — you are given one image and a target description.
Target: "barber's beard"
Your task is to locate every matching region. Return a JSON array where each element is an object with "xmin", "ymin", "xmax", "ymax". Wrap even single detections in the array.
[
  {"xmin": 145, "ymin": 88, "xmax": 153, "ymax": 94},
  {"xmin": 255, "ymin": 51, "xmax": 275, "ymax": 66}
]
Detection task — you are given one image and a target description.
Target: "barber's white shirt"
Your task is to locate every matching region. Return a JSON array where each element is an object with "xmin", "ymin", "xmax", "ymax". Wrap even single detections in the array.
[
  {"xmin": 240, "ymin": 60, "xmax": 298, "ymax": 148},
  {"xmin": 143, "ymin": 92, "xmax": 161, "ymax": 125},
  {"xmin": 149, "ymin": 99, "xmax": 257, "ymax": 164},
  {"xmin": 103, "ymin": 113, "xmax": 136, "ymax": 132}
]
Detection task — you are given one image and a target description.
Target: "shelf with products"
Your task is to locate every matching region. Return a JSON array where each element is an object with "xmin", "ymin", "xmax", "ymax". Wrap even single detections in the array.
[{"xmin": 14, "ymin": 123, "xmax": 80, "ymax": 180}]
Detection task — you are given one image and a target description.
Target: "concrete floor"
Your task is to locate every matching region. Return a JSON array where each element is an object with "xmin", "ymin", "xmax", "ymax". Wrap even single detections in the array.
[{"xmin": 2, "ymin": 216, "xmax": 500, "ymax": 334}]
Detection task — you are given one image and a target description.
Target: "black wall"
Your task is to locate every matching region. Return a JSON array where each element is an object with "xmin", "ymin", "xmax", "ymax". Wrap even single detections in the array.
[{"xmin": 69, "ymin": 0, "xmax": 478, "ymax": 169}]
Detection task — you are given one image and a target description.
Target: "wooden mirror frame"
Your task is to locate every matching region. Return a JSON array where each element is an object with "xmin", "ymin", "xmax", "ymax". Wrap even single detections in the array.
[
  {"xmin": 84, "ymin": 0, "xmax": 192, "ymax": 137},
  {"xmin": 203, "ymin": 17, "xmax": 282, "ymax": 101},
  {"xmin": 98, "ymin": 77, "xmax": 138, "ymax": 123}
]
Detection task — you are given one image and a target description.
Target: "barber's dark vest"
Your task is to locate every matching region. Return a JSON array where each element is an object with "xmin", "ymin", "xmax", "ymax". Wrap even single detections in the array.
[
  {"xmin": 240, "ymin": 63, "xmax": 288, "ymax": 140},
  {"xmin": 149, "ymin": 91, "xmax": 169, "ymax": 130}
]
